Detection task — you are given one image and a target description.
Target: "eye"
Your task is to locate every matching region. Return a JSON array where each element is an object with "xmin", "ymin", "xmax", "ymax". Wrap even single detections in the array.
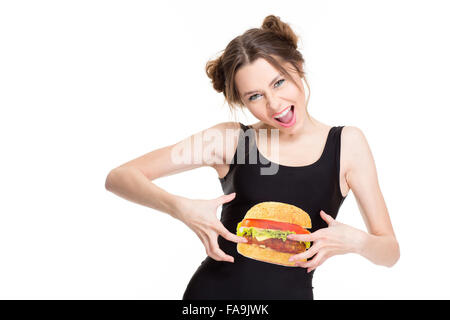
[
  {"xmin": 249, "ymin": 93, "xmax": 261, "ymax": 101},
  {"xmin": 248, "ymin": 79, "xmax": 285, "ymax": 102},
  {"xmin": 274, "ymin": 79, "xmax": 285, "ymax": 87}
]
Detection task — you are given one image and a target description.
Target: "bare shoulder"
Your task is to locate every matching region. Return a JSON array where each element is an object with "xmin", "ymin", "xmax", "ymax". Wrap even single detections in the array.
[
  {"xmin": 109, "ymin": 121, "xmax": 242, "ymax": 182},
  {"xmin": 208, "ymin": 121, "xmax": 242, "ymax": 166},
  {"xmin": 341, "ymin": 125, "xmax": 371, "ymax": 157},
  {"xmin": 340, "ymin": 125, "xmax": 374, "ymax": 186},
  {"xmin": 172, "ymin": 121, "xmax": 242, "ymax": 171}
]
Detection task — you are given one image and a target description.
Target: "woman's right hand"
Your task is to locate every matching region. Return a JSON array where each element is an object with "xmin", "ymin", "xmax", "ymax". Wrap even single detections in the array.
[{"xmin": 177, "ymin": 192, "xmax": 248, "ymax": 263}]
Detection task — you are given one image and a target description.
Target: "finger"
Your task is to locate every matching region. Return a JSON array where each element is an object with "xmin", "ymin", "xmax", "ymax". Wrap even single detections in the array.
[
  {"xmin": 194, "ymin": 229, "xmax": 208, "ymax": 246},
  {"xmin": 289, "ymin": 241, "xmax": 321, "ymax": 262},
  {"xmin": 216, "ymin": 192, "xmax": 236, "ymax": 206},
  {"xmin": 202, "ymin": 232, "xmax": 223, "ymax": 261},
  {"xmin": 216, "ymin": 223, "xmax": 248, "ymax": 243},
  {"xmin": 288, "ymin": 227, "xmax": 327, "ymax": 242},
  {"xmin": 286, "ymin": 232, "xmax": 315, "ymax": 242},
  {"xmin": 307, "ymin": 252, "xmax": 329, "ymax": 273},
  {"xmin": 296, "ymin": 249, "xmax": 326, "ymax": 269},
  {"xmin": 320, "ymin": 210, "xmax": 335, "ymax": 225},
  {"xmin": 205, "ymin": 231, "xmax": 234, "ymax": 262},
  {"xmin": 209, "ymin": 236, "xmax": 235, "ymax": 263}
]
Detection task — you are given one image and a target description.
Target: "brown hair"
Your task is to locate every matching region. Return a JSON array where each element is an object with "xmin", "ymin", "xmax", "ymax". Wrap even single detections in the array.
[{"xmin": 205, "ymin": 15, "xmax": 311, "ymax": 121}]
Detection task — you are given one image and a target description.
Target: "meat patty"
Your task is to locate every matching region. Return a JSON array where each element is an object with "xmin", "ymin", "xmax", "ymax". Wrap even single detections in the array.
[{"xmin": 244, "ymin": 235, "xmax": 306, "ymax": 254}]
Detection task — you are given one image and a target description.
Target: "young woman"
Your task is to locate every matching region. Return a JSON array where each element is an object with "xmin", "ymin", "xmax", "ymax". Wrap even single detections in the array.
[{"xmin": 105, "ymin": 15, "xmax": 400, "ymax": 300}]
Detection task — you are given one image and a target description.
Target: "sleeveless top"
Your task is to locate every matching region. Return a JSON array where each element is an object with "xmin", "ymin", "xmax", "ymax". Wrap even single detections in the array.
[{"xmin": 182, "ymin": 122, "xmax": 347, "ymax": 300}]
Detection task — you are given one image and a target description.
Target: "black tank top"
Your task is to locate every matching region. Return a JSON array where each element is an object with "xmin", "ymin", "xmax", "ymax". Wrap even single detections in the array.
[{"xmin": 182, "ymin": 122, "xmax": 347, "ymax": 300}]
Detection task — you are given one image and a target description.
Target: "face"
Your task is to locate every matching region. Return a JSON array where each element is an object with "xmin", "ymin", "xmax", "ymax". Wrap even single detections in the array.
[{"xmin": 235, "ymin": 57, "xmax": 307, "ymax": 133}]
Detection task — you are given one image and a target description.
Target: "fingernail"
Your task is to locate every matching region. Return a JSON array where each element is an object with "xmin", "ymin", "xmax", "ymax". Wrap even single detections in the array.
[{"xmin": 288, "ymin": 257, "xmax": 294, "ymax": 262}]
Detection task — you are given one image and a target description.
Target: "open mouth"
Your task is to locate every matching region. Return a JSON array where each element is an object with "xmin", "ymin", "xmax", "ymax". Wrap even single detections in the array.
[{"xmin": 274, "ymin": 105, "xmax": 295, "ymax": 127}]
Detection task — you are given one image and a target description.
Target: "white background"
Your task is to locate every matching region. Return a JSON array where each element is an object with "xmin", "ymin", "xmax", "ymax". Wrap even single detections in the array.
[{"xmin": 1, "ymin": 0, "xmax": 449, "ymax": 299}]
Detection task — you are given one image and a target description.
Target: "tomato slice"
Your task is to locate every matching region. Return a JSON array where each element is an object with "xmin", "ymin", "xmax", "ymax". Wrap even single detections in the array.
[{"xmin": 240, "ymin": 219, "xmax": 310, "ymax": 234}]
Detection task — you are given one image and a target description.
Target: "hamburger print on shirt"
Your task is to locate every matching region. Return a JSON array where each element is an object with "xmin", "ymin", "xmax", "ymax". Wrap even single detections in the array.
[{"xmin": 236, "ymin": 201, "xmax": 312, "ymax": 267}]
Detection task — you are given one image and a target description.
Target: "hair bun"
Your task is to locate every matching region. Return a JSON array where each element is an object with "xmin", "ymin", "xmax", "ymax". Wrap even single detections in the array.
[
  {"xmin": 205, "ymin": 55, "xmax": 226, "ymax": 93},
  {"xmin": 261, "ymin": 15, "xmax": 298, "ymax": 50}
]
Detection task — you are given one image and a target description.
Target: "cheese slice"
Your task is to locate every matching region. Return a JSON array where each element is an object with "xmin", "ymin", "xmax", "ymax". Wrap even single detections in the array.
[{"xmin": 255, "ymin": 234, "xmax": 271, "ymax": 241}]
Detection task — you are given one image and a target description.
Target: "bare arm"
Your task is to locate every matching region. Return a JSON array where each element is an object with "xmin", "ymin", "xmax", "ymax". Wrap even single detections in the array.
[
  {"xmin": 105, "ymin": 122, "xmax": 247, "ymax": 262},
  {"xmin": 104, "ymin": 121, "xmax": 240, "ymax": 218},
  {"xmin": 105, "ymin": 166, "xmax": 188, "ymax": 220},
  {"xmin": 288, "ymin": 126, "xmax": 400, "ymax": 270},
  {"xmin": 345, "ymin": 126, "xmax": 400, "ymax": 267}
]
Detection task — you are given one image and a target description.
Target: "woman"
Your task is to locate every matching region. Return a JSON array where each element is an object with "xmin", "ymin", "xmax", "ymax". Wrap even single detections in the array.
[{"xmin": 105, "ymin": 15, "xmax": 400, "ymax": 300}]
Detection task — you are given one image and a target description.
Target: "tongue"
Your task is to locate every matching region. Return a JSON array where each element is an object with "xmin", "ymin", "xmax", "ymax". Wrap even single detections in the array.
[{"xmin": 277, "ymin": 107, "xmax": 293, "ymax": 123}]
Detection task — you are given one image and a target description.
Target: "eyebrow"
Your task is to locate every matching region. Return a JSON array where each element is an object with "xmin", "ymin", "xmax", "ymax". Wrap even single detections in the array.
[{"xmin": 243, "ymin": 73, "xmax": 282, "ymax": 97}]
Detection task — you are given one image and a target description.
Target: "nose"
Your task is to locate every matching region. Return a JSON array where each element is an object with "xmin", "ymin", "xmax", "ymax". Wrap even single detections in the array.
[{"xmin": 266, "ymin": 93, "xmax": 284, "ymax": 116}]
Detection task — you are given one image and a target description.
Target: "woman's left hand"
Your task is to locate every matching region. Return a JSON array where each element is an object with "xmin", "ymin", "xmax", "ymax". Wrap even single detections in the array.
[{"xmin": 287, "ymin": 210, "xmax": 364, "ymax": 273}]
